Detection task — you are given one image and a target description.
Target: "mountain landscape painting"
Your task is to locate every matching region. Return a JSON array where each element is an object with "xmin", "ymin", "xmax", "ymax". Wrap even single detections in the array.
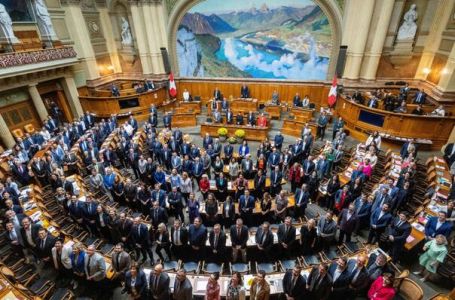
[{"xmin": 176, "ymin": 0, "xmax": 332, "ymax": 80}]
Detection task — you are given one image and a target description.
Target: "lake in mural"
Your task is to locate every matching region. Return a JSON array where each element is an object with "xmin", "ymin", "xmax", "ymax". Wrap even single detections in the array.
[{"xmin": 176, "ymin": 0, "xmax": 332, "ymax": 80}]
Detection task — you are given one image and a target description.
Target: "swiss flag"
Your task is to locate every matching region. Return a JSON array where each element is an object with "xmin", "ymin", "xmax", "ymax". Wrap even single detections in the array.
[
  {"xmin": 328, "ymin": 75, "xmax": 337, "ymax": 107},
  {"xmin": 169, "ymin": 72, "xmax": 177, "ymax": 98}
]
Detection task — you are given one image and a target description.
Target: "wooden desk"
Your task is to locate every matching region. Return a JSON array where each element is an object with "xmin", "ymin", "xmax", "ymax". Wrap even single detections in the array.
[
  {"xmin": 176, "ymin": 101, "xmax": 201, "ymax": 114},
  {"xmin": 290, "ymin": 107, "xmax": 315, "ymax": 122},
  {"xmin": 337, "ymin": 96, "xmax": 455, "ymax": 150},
  {"xmin": 200, "ymin": 123, "xmax": 269, "ymax": 141},
  {"xmin": 231, "ymin": 99, "xmax": 259, "ymax": 114},
  {"xmin": 171, "ymin": 113, "xmax": 197, "ymax": 127},
  {"xmin": 79, "ymin": 87, "xmax": 168, "ymax": 119},
  {"xmin": 265, "ymin": 104, "xmax": 282, "ymax": 119},
  {"xmin": 281, "ymin": 119, "xmax": 317, "ymax": 138}
]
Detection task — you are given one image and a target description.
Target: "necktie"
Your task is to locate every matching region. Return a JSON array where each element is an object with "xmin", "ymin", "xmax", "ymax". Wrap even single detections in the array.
[
  {"xmin": 286, "ymin": 226, "xmax": 289, "ymax": 236},
  {"xmin": 137, "ymin": 225, "xmax": 141, "ymax": 237},
  {"xmin": 41, "ymin": 239, "xmax": 45, "ymax": 249},
  {"xmin": 397, "ymin": 221, "xmax": 402, "ymax": 227},
  {"xmin": 214, "ymin": 234, "xmax": 218, "ymax": 248},
  {"xmin": 237, "ymin": 228, "xmax": 241, "ymax": 237},
  {"xmin": 116, "ymin": 253, "xmax": 120, "ymax": 270},
  {"xmin": 155, "ymin": 210, "xmax": 158, "ymax": 220},
  {"xmin": 87, "ymin": 255, "xmax": 92, "ymax": 276},
  {"xmin": 154, "ymin": 275, "xmax": 160, "ymax": 291}
]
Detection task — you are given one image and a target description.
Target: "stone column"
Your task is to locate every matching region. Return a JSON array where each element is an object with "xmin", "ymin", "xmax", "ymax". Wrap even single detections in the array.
[
  {"xmin": 62, "ymin": 1, "xmax": 100, "ymax": 80},
  {"xmin": 98, "ymin": 6, "xmax": 122, "ymax": 73},
  {"xmin": 130, "ymin": 1, "xmax": 153, "ymax": 74},
  {"xmin": 342, "ymin": 0, "xmax": 376, "ymax": 80},
  {"xmin": 0, "ymin": 115, "xmax": 16, "ymax": 148},
  {"xmin": 28, "ymin": 83, "xmax": 48, "ymax": 122},
  {"xmin": 145, "ymin": 3, "xmax": 164, "ymax": 74},
  {"xmin": 360, "ymin": 0, "xmax": 395, "ymax": 80},
  {"xmin": 60, "ymin": 76, "xmax": 84, "ymax": 118},
  {"xmin": 437, "ymin": 44, "xmax": 455, "ymax": 92},
  {"xmin": 415, "ymin": 0, "xmax": 454, "ymax": 80}
]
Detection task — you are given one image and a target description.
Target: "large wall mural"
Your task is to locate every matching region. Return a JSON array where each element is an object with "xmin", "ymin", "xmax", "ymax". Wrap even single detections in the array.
[{"xmin": 176, "ymin": 0, "xmax": 332, "ymax": 80}]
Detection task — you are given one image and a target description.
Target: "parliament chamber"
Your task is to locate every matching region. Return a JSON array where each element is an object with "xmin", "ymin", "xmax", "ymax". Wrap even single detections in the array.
[{"xmin": 1, "ymin": 0, "xmax": 455, "ymax": 300}]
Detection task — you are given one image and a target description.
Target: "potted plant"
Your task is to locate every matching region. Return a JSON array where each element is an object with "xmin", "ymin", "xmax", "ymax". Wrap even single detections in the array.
[
  {"xmin": 234, "ymin": 129, "xmax": 246, "ymax": 143},
  {"xmin": 227, "ymin": 136, "xmax": 237, "ymax": 144},
  {"xmin": 217, "ymin": 127, "xmax": 228, "ymax": 142}
]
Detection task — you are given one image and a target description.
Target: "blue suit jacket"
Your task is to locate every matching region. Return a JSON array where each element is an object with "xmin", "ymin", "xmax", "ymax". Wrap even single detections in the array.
[
  {"xmin": 424, "ymin": 217, "xmax": 452, "ymax": 238},
  {"xmin": 294, "ymin": 188, "xmax": 309, "ymax": 208},
  {"xmin": 354, "ymin": 198, "xmax": 372, "ymax": 219},
  {"xmin": 370, "ymin": 208, "xmax": 392, "ymax": 229}
]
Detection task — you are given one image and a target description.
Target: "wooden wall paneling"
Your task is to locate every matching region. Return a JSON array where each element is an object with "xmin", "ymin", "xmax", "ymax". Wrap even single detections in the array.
[{"xmin": 1, "ymin": 100, "xmax": 41, "ymax": 132}]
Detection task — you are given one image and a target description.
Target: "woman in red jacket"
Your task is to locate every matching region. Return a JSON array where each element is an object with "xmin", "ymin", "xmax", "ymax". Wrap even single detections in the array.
[
  {"xmin": 199, "ymin": 174, "xmax": 210, "ymax": 200},
  {"xmin": 367, "ymin": 273, "xmax": 396, "ymax": 300},
  {"xmin": 288, "ymin": 162, "xmax": 303, "ymax": 193}
]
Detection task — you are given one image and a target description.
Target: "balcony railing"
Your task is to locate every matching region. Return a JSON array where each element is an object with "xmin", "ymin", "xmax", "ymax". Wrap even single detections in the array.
[{"xmin": 0, "ymin": 47, "xmax": 77, "ymax": 68}]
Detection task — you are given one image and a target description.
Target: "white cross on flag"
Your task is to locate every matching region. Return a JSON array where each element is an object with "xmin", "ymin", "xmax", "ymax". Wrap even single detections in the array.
[
  {"xmin": 328, "ymin": 75, "xmax": 337, "ymax": 107},
  {"xmin": 169, "ymin": 72, "xmax": 177, "ymax": 98}
]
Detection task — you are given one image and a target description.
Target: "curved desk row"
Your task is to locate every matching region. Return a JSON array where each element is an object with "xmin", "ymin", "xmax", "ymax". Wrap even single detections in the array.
[
  {"xmin": 79, "ymin": 88, "xmax": 168, "ymax": 119},
  {"xmin": 337, "ymin": 96, "xmax": 455, "ymax": 150}
]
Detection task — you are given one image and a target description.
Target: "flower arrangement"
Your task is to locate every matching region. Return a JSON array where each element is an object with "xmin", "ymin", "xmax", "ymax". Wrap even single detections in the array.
[
  {"xmin": 227, "ymin": 137, "xmax": 237, "ymax": 144},
  {"xmin": 217, "ymin": 127, "xmax": 228, "ymax": 136},
  {"xmin": 234, "ymin": 129, "xmax": 246, "ymax": 138}
]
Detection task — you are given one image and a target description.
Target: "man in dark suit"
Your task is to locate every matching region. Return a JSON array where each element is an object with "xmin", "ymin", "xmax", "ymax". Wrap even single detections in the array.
[
  {"xmin": 36, "ymin": 228, "xmax": 56, "ymax": 264},
  {"xmin": 316, "ymin": 212, "xmax": 336, "ymax": 250},
  {"xmin": 382, "ymin": 212, "xmax": 412, "ymax": 263},
  {"xmin": 354, "ymin": 194, "xmax": 372, "ymax": 232},
  {"xmin": 337, "ymin": 203, "xmax": 358, "ymax": 244},
  {"xmin": 255, "ymin": 222, "xmax": 274, "ymax": 262},
  {"xmin": 367, "ymin": 203, "xmax": 392, "ymax": 244},
  {"xmin": 235, "ymin": 112, "xmax": 244, "ymax": 125},
  {"xmin": 371, "ymin": 187, "xmax": 392, "ymax": 213},
  {"xmin": 302, "ymin": 156, "xmax": 316, "ymax": 182},
  {"xmin": 130, "ymin": 217, "xmax": 154, "ymax": 264},
  {"xmin": 20, "ymin": 217, "xmax": 41, "ymax": 255},
  {"xmin": 278, "ymin": 217, "xmax": 296, "ymax": 258},
  {"xmin": 274, "ymin": 133, "xmax": 284, "ymax": 151},
  {"xmin": 11, "ymin": 161, "xmax": 31, "ymax": 185},
  {"xmin": 270, "ymin": 166, "xmax": 283, "ymax": 197},
  {"xmin": 283, "ymin": 265, "xmax": 307, "ymax": 300},
  {"xmin": 247, "ymin": 111, "xmax": 255, "ymax": 126},
  {"xmin": 168, "ymin": 187, "xmax": 184, "ymax": 222},
  {"xmin": 173, "ymin": 269, "xmax": 193, "ymax": 300},
  {"xmin": 292, "ymin": 93, "xmax": 302, "ymax": 107},
  {"xmin": 239, "ymin": 190, "xmax": 255, "ymax": 225},
  {"xmin": 307, "ymin": 263, "xmax": 332, "ymax": 300},
  {"xmin": 5, "ymin": 221, "xmax": 24, "ymax": 258},
  {"xmin": 226, "ymin": 108, "xmax": 234, "ymax": 124},
  {"xmin": 163, "ymin": 112, "xmax": 172, "ymax": 129},
  {"xmin": 188, "ymin": 217, "xmax": 208, "ymax": 261},
  {"xmin": 347, "ymin": 255, "xmax": 369, "ymax": 297},
  {"xmin": 170, "ymin": 219, "xmax": 188, "ymax": 261},
  {"xmin": 424, "ymin": 211, "xmax": 452, "ymax": 239},
  {"xmin": 366, "ymin": 252, "xmax": 392, "ymax": 283},
  {"xmin": 240, "ymin": 84, "xmax": 249, "ymax": 98},
  {"xmin": 413, "ymin": 89, "xmax": 426, "ymax": 104},
  {"xmin": 111, "ymin": 243, "xmax": 131, "ymax": 281},
  {"xmin": 116, "ymin": 213, "xmax": 133, "ymax": 247},
  {"xmin": 83, "ymin": 196, "xmax": 99, "ymax": 236},
  {"xmin": 149, "ymin": 263, "xmax": 170, "ymax": 300},
  {"xmin": 294, "ymin": 183, "xmax": 310, "ymax": 219},
  {"xmin": 213, "ymin": 87, "xmax": 222, "ymax": 101},
  {"xmin": 208, "ymin": 224, "xmax": 227, "ymax": 263},
  {"xmin": 230, "ymin": 218, "xmax": 249, "ymax": 262},
  {"xmin": 329, "ymin": 256, "xmax": 351, "ymax": 299},
  {"xmin": 150, "ymin": 201, "xmax": 168, "ymax": 230}
]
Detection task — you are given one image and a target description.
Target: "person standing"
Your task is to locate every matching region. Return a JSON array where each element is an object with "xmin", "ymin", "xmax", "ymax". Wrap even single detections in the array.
[
  {"xmin": 249, "ymin": 270, "xmax": 270, "ymax": 300},
  {"xmin": 205, "ymin": 272, "xmax": 221, "ymax": 300},
  {"xmin": 337, "ymin": 203, "xmax": 358, "ymax": 244},
  {"xmin": 173, "ymin": 269, "xmax": 193, "ymax": 300},
  {"xmin": 226, "ymin": 272, "xmax": 245, "ymax": 300},
  {"xmin": 188, "ymin": 217, "xmax": 208, "ymax": 262},
  {"xmin": 123, "ymin": 265, "xmax": 148, "ymax": 299},
  {"xmin": 283, "ymin": 265, "xmax": 307, "ymax": 300},
  {"xmin": 149, "ymin": 264, "xmax": 170, "ymax": 300},
  {"xmin": 413, "ymin": 234, "xmax": 448, "ymax": 282},
  {"xmin": 306, "ymin": 263, "xmax": 332, "ymax": 300},
  {"xmin": 317, "ymin": 112, "xmax": 329, "ymax": 141}
]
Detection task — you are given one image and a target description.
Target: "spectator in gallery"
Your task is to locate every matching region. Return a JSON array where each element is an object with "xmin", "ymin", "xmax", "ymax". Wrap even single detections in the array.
[
  {"xmin": 411, "ymin": 104, "xmax": 424, "ymax": 115},
  {"xmin": 213, "ymin": 87, "xmax": 222, "ymax": 101},
  {"xmin": 302, "ymin": 95, "xmax": 310, "ymax": 108},
  {"xmin": 431, "ymin": 105, "xmax": 445, "ymax": 117},
  {"xmin": 413, "ymin": 89, "xmax": 427, "ymax": 104}
]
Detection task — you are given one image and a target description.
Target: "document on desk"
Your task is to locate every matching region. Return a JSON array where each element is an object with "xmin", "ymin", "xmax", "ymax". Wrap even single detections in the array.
[{"xmin": 196, "ymin": 278, "xmax": 208, "ymax": 292}]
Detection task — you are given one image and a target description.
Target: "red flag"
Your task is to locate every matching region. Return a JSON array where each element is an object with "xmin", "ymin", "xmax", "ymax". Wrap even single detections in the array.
[
  {"xmin": 169, "ymin": 72, "xmax": 177, "ymax": 98},
  {"xmin": 328, "ymin": 75, "xmax": 337, "ymax": 107}
]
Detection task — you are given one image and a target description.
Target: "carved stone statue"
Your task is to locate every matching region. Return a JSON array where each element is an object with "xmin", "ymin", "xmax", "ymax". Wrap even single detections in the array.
[
  {"xmin": 120, "ymin": 17, "xmax": 132, "ymax": 46},
  {"xmin": 34, "ymin": 0, "xmax": 57, "ymax": 39},
  {"xmin": 0, "ymin": 4, "xmax": 19, "ymax": 43},
  {"xmin": 397, "ymin": 4, "xmax": 418, "ymax": 41}
]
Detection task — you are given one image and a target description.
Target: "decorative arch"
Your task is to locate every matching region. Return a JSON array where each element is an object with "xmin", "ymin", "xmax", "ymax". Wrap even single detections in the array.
[{"xmin": 166, "ymin": 0, "xmax": 343, "ymax": 81}]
